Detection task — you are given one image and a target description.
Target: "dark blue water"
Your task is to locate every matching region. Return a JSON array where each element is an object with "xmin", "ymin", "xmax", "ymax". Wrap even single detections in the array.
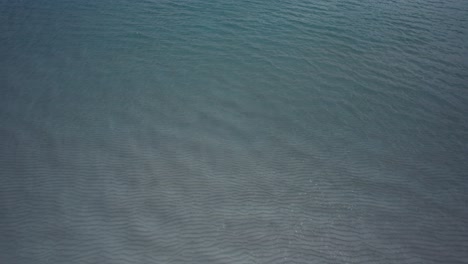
[{"xmin": 1, "ymin": 0, "xmax": 467, "ymax": 263}]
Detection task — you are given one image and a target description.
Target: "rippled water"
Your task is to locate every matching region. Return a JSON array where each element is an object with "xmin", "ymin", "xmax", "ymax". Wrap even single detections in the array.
[{"xmin": 1, "ymin": 0, "xmax": 467, "ymax": 263}]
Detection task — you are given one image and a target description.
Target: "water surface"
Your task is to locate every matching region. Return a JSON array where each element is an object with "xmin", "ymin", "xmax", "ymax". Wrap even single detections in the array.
[{"xmin": 1, "ymin": 0, "xmax": 467, "ymax": 263}]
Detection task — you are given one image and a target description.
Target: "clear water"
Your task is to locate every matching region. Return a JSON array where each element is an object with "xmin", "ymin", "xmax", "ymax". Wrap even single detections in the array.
[{"xmin": 1, "ymin": 0, "xmax": 467, "ymax": 263}]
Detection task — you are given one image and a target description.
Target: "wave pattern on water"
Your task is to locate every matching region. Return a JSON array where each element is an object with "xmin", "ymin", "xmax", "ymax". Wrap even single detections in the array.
[{"xmin": 1, "ymin": 0, "xmax": 468, "ymax": 263}]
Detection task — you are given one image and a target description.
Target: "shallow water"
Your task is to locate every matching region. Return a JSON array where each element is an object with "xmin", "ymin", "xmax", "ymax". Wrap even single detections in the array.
[{"xmin": 1, "ymin": 0, "xmax": 467, "ymax": 263}]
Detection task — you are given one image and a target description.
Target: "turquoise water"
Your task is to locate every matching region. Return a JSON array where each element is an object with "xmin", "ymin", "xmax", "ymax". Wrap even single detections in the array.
[{"xmin": 1, "ymin": 0, "xmax": 467, "ymax": 263}]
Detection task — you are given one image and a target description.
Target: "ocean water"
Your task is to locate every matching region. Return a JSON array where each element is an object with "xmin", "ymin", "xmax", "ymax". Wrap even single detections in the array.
[{"xmin": 1, "ymin": 0, "xmax": 467, "ymax": 263}]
